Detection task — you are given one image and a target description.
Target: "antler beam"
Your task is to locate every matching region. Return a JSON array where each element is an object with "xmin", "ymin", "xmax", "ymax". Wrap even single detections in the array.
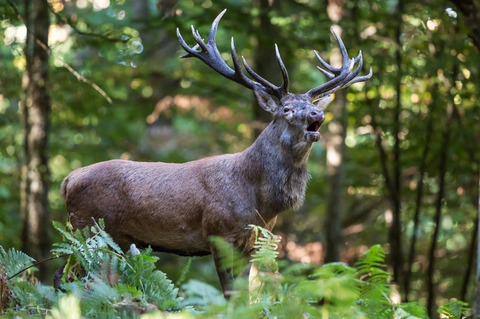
[
  {"xmin": 306, "ymin": 28, "xmax": 372, "ymax": 101},
  {"xmin": 176, "ymin": 9, "xmax": 290, "ymax": 100}
]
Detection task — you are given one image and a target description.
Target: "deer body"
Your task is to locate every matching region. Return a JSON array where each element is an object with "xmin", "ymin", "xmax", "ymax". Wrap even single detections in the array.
[
  {"xmin": 63, "ymin": 121, "xmax": 309, "ymax": 257},
  {"xmin": 57, "ymin": 10, "xmax": 371, "ymax": 296}
]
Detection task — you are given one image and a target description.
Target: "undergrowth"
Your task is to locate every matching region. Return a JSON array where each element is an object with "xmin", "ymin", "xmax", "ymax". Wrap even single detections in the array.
[{"xmin": 0, "ymin": 222, "xmax": 470, "ymax": 318}]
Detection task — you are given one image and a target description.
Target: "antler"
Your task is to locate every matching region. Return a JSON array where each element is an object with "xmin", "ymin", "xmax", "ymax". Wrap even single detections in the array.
[
  {"xmin": 176, "ymin": 9, "xmax": 289, "ymax": 100},
  {"xmin": 306, "ymin": 28, "xmax": 373, "ymax": 101}
]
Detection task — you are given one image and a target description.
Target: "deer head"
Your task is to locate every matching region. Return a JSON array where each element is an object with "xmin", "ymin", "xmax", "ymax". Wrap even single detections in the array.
[{"xmin": 177, "ymin": 10, "xmax": 372, "ymax": 154}]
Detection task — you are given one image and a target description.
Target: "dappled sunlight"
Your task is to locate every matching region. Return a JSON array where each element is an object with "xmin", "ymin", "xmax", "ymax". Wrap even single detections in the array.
[
  {"xmin": 146, "ymin": 95, "xmax": 239, "ymax": 125},
  {"xmin": 280, "ymin": 240, "xmax": 323, "ymax": 264}
]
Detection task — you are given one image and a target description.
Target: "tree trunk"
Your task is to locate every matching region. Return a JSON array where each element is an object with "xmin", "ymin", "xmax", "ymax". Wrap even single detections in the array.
[
  {"xmin": 461, "ymin": 215, "xmax": 478, "ymax": 302},
  {"xmin": 390, "ymin": 0, "xmax": 404, "ymax": 293},
  {"xmin": 324, "ymin": 90, "xmax": 346, "ymax": 263},
  {"xmin": 133, "ymin": 0, "xmax": 150, "ymax": 44},
  {"xmin": 475, "ymin": 157, "xmax": 480, "ymax": 317},
  {"xmin": 450, "ymin": 0, "xmax": 480, "ymax": 50},
  {"xmin": 20, "ymin": 0, "xmax": 32, "ymax": 254},
  {"xmin": 252, "ymin": 0, "xmax": 281, "ymax": 137},
  {"xmin": 23, "ymin": 0, "xmax": 52, "ymax": 282},
  {"xmin": 404, "ymin": 84, "xmax": 436, "ymax": 301},
  {"xmin": 426, "ymin": 103, "xmax": 453, "ymax": 318}
]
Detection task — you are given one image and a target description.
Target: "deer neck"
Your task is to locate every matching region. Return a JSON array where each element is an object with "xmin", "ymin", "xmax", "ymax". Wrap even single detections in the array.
[{"xmin": 238, "ymin": 121, "xmax": 312, "ymax": 220}]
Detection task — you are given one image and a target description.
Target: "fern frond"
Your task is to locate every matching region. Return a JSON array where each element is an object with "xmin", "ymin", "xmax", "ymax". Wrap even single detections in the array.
[
  {"xmin": 438, "ymin": 300, "xmax": 470, "ymax": 318},
  {"xmin": 0, "ymin": 246, "xmax": 34, "ymax": 278},
  {"xmin": 247, "ymin": 224, "xmax": 280, "ymax": 273}
]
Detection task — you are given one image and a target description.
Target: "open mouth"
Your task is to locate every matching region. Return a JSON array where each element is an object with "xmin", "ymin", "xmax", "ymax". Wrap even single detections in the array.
[
  {"xmin": 304, "ymin": 120, "xmax": 322, "ymax": 142},
  {"xmin": 306, "ymin": 121, "xmax": 320, "ymax": 133}
]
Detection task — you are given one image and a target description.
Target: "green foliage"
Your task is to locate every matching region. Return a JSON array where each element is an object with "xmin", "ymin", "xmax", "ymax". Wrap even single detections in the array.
[
  {"xmin": 180, "ymin": 226, "xmax": 466, "ymax": 319},
  {"xmin": 247, "ymin": 224, "xmax": 281, "ymax": 273},
  {"xmin": 0, "ymin": 246, "xmax": 34, "ymax": 278},
  {"xmin": 181, "ymin": 280, "xmax": 226, "ymax": 307},
  {"xmin": 0, "ymin": 223, "xmax": 472, "ymax": 318},
  {"xmin": 1, "ymin": 0, "xmax": 480, "ymax": 311},
  {"xmin": 52, "ymin": 219, "xmax": 180, "ymax": 316},
  {"xmin": 438, "ymin": 300, "xmax": 470, "ymax": 318},
  {"xmin": 208, "ymin": 236, "xmax": 246, "ymax": 276}
]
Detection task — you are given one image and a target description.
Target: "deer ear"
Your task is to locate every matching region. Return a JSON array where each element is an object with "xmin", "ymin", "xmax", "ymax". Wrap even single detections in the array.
[
  {"xmin": 313, "ymin": 94, "xmax": 332, "ymax": 111},
  {"xmin": 254, "ymin": 89, "xmax": 278, "ymax": 113}
]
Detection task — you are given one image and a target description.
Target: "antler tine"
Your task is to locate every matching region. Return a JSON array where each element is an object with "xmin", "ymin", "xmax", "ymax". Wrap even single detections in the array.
[
  {"xmin": 177, "ymin": 28, "xmax": 197, "ymax": 58},
  {"xmin": 341, "ymin": 51, "xmax": 364, "ymax": 85},
  {"xmin": 313, "ymin": 28, "xmax": 350, "ymax": 76},
  {"xmin": 230, "ymin": 38, "xmax": 260, "ymax": 89},
  {"xmin": 331, "ymin": 27, "xmax": 350, "ymax": 68},
  {"xmin": 208, "ymin": 8, "xmax": 226, "ymax": 45},
  {"xmin": 177, "ymin": 10, "xmax": 290, "ymax": 99},
  {"xmin": 306, "ymin": 29, "xmax": 372, "ymax": 101},
  {"xmin": 191, "ymin": 26, "xmax": 207, "ymax": 51},
  {"xmin": 306, "ymin": 58, "xmax": 353, "ymax": 100},
  {"xmin": 314, "ymin": 50, "xmax": 337, "ymax": 73},
  {"xmin": 275, "ymin": 44, "xmax": 289, "ymax": 96},
  {"xmin": 242, "ymin": 56, "xmax": 280, "ymax": 97},
  {"xmin": 341, "ymin": 67, "xmax": 373, "ymax": 88},
  {"xmin": 177, "ymin": 10, "xmax": 256, "ymax": 90},
  {"xmin": 316, "ymin": 66, "xmax": 335, "ymax": 79}
]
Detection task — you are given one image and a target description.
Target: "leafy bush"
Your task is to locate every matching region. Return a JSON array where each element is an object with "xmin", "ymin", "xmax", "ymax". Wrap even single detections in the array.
[{"xmin": 0, "ymin": 221, "xmax": 470, "ymax": 318}]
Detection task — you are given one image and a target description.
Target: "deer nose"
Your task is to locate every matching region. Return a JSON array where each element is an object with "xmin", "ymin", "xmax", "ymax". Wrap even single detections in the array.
[{"xmin": 308, "ymin": 110, "xmax": 325, "ymax": 125}]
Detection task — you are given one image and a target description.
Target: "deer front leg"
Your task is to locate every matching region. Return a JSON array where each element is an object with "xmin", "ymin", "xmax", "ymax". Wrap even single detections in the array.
[{"xmin": 211, "ymin": 243, "xmax": 234, "ymax": 299}]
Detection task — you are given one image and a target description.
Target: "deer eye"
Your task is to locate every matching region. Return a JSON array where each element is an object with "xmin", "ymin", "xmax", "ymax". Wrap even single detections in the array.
[{"xmin": 283, "ymin": 107, "xmax": 293, "ymax": 113}]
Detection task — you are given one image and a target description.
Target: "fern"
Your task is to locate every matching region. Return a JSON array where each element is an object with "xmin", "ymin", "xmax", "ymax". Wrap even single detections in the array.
[
  {"xmin": 51, "ymin": 220, "xmax": 180, "ymax": 315},
  {"xmin": 438, "ymin": 300, "xmax": 470, "ymax": 318},
  {"xmin": 247, "ymin": 224, "xmax": 280, "ymax": 273},
  {"xmin": 1, "ymin": 221, "xmax": 465, "ymax": 319},
  {"xmin": 9, "ymin": 280, "xmax": 54, "ymax": 312},
  {"xmin": 117, "ymin": 247, "xmax": 180, "ymax": 310},
  {"xmin": 354, "ymin": 245, "xmax": 394, "ymax": 318},
  {"xmin": 0, "ymin": 246, "xmax": 35, "ymax": 278},
  {"xmin": 181, "ymin": 279, "xmax": 226, "ymax": 307}
]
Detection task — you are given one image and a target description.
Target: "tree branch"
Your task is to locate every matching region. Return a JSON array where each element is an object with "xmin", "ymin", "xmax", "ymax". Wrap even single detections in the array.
[
  {"xmin": 6, "ymin": 0, "xmax": 113, "ymax": 104},
  {"xmin": 45, "ymin": 0, "xmax": 128, "ymax": 43}
]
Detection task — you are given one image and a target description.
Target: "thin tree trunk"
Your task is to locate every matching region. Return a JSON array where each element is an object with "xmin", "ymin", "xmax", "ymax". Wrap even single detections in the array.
[
  {"xmin": 450, "ymin": 0, "xmax": 480, "ymax": 50},
  {"xmin": 325, "ymin": 90, "xmax": 346, "ymax": 263},
  {"xmin": 404, "ymin": 85, "xmax": 436, "ymax": 301},
  {"xmin": 475, "ymin": 153, "xmax": 480, "ymax": 317},
  {"xmin": 20, "ymin": 0, "xmax": 32, "ymax": 254},
  {"xmin": 426, "ymin": 103, "xmax": 453, "ymax": 318},
  {"xmin": 252, "ymin": 0, "xmax": 281, "ymax": 137},
  {"xmin": 461, "ymin": 215, "xmax": 478, "ymax": 302},
  {"xmin": 133, "ymin": 0, "xmax": 150, "ymax": 44},
  {"xmin": 390, "ymin": 0, "xmax": 404, "ymax": 293},
  {"xmin": 25, "ymin": 0, "xmax": 52, "ymax": 282}
]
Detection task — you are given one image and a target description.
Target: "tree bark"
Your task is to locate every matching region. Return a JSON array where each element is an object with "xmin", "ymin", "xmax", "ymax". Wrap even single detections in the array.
[
  {"xmin": 461, "ymin": 215, "xmax": 478, "ymax": 302},
  {"xmin": 22, "ymin": 0, "xmax": 52, "ymax": 282},
  {"xmin": 475, "ymin": 155, "xmax": 480, "ymax": 317},
  {"xmin": 252, "ymin": 0, "xmax": 281, "ymax": 137},
  {"xmin": 325, "ymin": 90, "xmax": 346, "ymax": 263},
  {"xmin": 450, "ymin": 0, "xmax": 480, "ymax": 51},
  {"xmin": 426, "ymin": 103, "xmax": 453, "ymax": 318},
  {"xmin": 133, "ymin": 0, "xmax": 150, "ymax": 44},
  {"xmin": 404, "ymin": 85, "xmax": 436, "ymax": 301},
  {"xmin": 389, "ymin": 0, "xmax": 404, "ymax": 293},
  {"xmin": 20, "ymin": 0, "xmax": 32, "ymax": 255}
]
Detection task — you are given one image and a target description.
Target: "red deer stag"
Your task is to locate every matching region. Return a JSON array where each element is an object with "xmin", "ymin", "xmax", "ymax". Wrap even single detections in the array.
[{"xmin": 56, "ymin": 10, "xmax": 371, "ymax": 296}]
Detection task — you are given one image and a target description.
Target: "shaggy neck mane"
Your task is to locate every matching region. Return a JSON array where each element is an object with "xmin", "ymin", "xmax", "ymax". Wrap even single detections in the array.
[{"xmin": 237, "ymin": 122, "xmax": 312, "ymax": 220}]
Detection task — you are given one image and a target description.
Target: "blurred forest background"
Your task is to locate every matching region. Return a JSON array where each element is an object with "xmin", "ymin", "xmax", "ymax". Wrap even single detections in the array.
[{"xmin": 0, "ymin": 0, "xmax": 479, "ymax": 316}]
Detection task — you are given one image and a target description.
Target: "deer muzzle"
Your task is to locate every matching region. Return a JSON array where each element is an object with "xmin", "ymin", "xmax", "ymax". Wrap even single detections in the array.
[{"xmin": 304, "ymin": 110, "xmax": 325, "ymax": 142}]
